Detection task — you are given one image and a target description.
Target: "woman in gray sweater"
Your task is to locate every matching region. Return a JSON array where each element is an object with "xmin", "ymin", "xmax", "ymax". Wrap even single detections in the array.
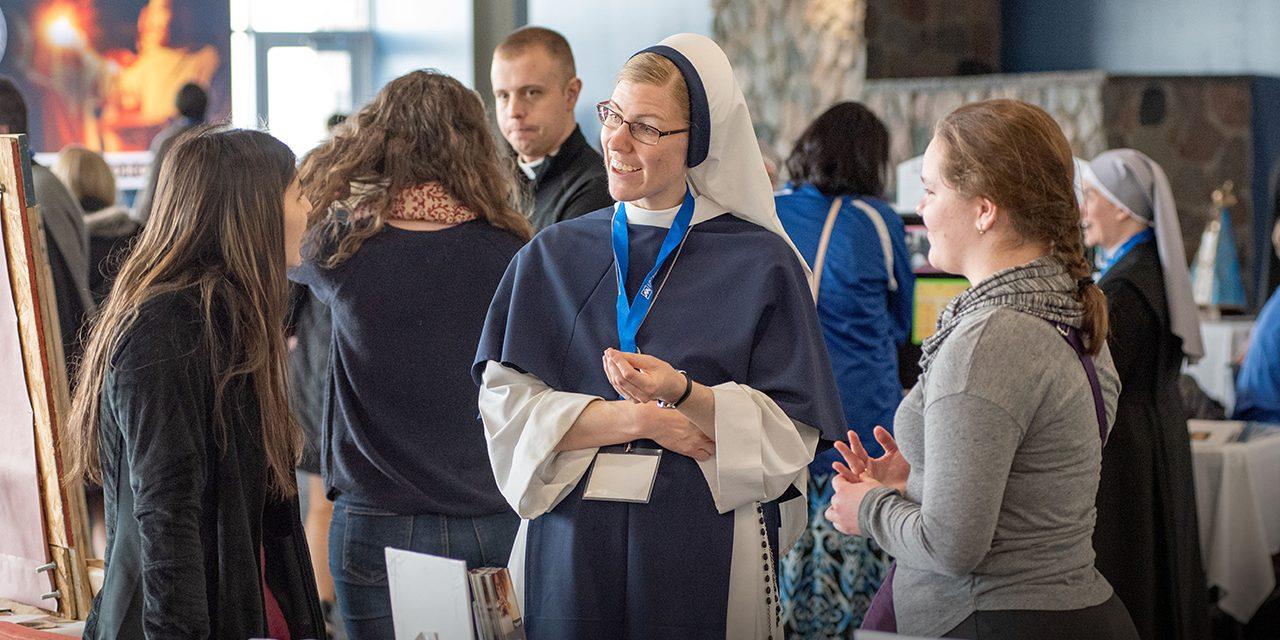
[{"xmin": 824, "ymin": 99, "xmax": 1139, "ymax": 639}]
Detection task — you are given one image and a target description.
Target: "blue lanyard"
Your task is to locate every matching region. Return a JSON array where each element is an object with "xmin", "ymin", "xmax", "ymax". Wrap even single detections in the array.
[
  {"xmin": 1101, "ymin": 228, "xmax": 1154, "ymax": 277},
  {"xmin": 612, "ymin": 191, "xmax": 696, "ymax": 353}
]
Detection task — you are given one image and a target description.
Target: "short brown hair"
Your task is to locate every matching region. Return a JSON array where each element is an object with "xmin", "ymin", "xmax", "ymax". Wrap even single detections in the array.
[
  {"xmin": 786, "ymin": 101, "xmax": 889, "ymax": 197},
  {"xmin": 935, "ymin": 99, "xmax": 1109, "ymax": 353},
  {"xmin": 494, "ymin": 26, "xmax": 576, "ymax": 78},
  {"xmin": 53, "ymin": 145, "xmax": 117, "ymax": 207}
]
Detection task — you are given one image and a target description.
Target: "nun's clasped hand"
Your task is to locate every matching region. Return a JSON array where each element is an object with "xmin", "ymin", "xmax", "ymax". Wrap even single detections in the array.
[
  {"xmin": 603, "ymin": 348, "xmax": 686, "ymax": 405},
  {"xmin": 603, "ymin": 348, "xmax": 715, "ymax": 461}
]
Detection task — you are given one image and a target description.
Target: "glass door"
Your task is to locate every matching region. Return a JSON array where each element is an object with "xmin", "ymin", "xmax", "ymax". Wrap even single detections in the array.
[{"xmin": 253, "ymin": 32, "xmax": 372, "ymax": 155}]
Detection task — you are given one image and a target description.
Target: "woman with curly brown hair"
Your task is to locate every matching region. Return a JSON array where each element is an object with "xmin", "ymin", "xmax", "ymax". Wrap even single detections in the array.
[{"xmin": 289, "ymin": 69, "xmax": 532, "ymax": 639}]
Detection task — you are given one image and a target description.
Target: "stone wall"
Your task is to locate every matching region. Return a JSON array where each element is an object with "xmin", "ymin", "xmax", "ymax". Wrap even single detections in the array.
[
  {"xmin": 712, "ymin": 0, "xmax": 866, "ymax": 159},
  {"xmin": 862, "ymin": 71, "xmax": 1109, "ymax": 182},
  {"xmin": 708, "ymin": 1, "xmax": 1259, "ymax": 289},
  {"xmin": 859, "ymin": 71, "xmax": 1258, "ymax": 288},
  {"xmin": 865, "ymin": 0, "xmax": 1001, "ymax": 79},
  {"xmin": 1103, "ymin": 76, "xmax": 1257, "ymax": 299},
  {"xmin": 712, "ymin": 0, "xmax": 1003, "ymax": 157}
]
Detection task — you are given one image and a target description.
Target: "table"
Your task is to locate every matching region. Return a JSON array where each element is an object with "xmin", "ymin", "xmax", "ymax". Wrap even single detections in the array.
[
  {"xmin": 1189, "ymin": 420, "xmax": 1280, "ymax": 622},
  {"xmin": 0, "ymin": 600, "xmax": 82, "ymax": 638},
  {"xmin": 1183, "ymin": 317, "xmax": 1255, "ymax": 415}
]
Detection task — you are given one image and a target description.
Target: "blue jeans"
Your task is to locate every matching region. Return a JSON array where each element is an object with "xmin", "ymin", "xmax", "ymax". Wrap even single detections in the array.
[{"xmin": 329, "ymin": 495, "xmax": 520, "ymax": 640}]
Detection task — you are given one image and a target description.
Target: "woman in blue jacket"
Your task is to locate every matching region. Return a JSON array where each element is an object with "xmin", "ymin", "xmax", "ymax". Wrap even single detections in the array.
[{"xmin": 774, "ymin": 101, "xmax": 914, "ymax": 637}]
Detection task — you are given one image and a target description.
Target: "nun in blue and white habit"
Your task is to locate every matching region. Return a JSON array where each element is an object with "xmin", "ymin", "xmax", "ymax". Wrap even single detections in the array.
[{"xmin": 473, "ymin": 33, "xmax": 846, "ymax": 639}]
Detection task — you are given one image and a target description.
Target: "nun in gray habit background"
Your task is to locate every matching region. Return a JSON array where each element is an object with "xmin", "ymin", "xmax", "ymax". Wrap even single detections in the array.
[{"xmin": 1080, "ymin": 148, "xmax": 1209, "ymax": 640}]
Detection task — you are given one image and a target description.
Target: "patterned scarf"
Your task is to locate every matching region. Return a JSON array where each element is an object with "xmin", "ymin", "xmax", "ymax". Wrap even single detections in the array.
[
  {"xmin": 357, "ymin": 182, "xmax": 477, "ymax": 223},
  {"xmin": 919, "ymin": 255, "xmax": 1085, "ymax": 372}
]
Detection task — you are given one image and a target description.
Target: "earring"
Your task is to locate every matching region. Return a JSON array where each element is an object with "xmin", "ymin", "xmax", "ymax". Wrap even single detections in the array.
[{"xmin": 977, "ymin": 226, "xmax": 986, "ymax": 235}]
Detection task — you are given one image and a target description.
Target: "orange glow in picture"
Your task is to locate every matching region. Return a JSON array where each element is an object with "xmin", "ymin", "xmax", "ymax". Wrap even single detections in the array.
[
  {"xmin": 3, "ymin": 0, "xmax": 228, "ymax": 152},
  {"xmin": 34, "ymin": 2, "xmax": 90, "ymax": 49}
]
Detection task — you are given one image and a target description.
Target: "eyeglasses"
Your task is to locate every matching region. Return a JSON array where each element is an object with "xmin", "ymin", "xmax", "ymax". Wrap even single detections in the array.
[{"xmin": 596, "ymin": 102, "xmax": 689, "ymax": 146}]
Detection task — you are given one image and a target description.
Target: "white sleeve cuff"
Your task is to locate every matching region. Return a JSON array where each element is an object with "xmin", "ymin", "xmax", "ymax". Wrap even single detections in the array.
[
  {"xmin": 696, "ymin": 382, "xmax": 818, "ymax": 514},
  {"xmin": 479, "ymin": 361, "xmax": 600, "ymax": 519}
]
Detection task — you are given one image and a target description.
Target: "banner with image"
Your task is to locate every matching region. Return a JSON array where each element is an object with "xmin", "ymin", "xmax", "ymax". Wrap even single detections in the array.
[{"xmin": 0, "ymin": 0, "xmax": 230, "ymax": 153}]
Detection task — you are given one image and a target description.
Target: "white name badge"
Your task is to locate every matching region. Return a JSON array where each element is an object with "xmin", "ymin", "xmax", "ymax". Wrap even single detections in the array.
[{"xmin": 582, "ymin": 448, "xmax": 662, "ymax": 503}]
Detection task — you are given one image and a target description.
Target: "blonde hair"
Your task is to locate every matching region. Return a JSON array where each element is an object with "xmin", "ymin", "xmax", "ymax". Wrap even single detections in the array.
[
  {"xmin": 617, "ymin": 53, "xmax": 690, "ymax": 125},
  {"xmin": 52, "ymin": 145, "xmax": 116, "ymax": 208}
]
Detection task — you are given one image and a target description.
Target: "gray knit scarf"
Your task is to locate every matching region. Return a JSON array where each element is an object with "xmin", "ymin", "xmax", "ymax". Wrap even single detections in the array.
[{"xmin": 920, "ymin": 255, "xmax": 1085, "ymax": 372}]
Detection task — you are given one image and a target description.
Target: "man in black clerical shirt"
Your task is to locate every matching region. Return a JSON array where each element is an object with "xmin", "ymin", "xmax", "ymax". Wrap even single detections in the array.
[{"xmin": 492, "ymin": 27, "xmax": 612, "ymax": 231}]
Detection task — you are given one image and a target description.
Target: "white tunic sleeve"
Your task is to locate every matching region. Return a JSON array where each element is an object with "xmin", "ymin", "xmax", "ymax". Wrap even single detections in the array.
[
  {"xmin": 478, "ymin": 360, "xmax": 601, "ymax": 519},
  {"xmin": 701, "ymin": 383, "xmax": 818, "ymax": 640},
  {"xmin": 696, "ymin": 382, "xmax": 820, "ymax": 514}
]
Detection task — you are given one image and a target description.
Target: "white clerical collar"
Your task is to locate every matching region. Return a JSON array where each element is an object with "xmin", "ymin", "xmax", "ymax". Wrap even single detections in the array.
[
  {"xmin": 518, "ymin": 146, "xmax": 562, "ymax": 181},
  {"xmin": 617, "ymin": 191, "xmax": 725, "ymax": 228},
  {"xmin": 518, "ymin": 156, "xmax": 546, "ymax": 181}
]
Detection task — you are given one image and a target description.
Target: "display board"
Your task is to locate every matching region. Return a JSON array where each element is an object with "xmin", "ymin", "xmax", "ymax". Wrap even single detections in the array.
[{"xmin": 0, "ymin": 134, "xmax": 92, "ymax": 619}]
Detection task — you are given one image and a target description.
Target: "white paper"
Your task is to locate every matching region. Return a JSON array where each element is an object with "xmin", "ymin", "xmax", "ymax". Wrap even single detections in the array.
[
  {"xmin": 386, "ymin": 548, "xmax": 474, "ymax": 640},
  {"xmin": 1188, "ymin": 419, "xmax": 1244, "ymax": 446},
  {"xmin": 582, "ymin": 452, "xmax": 661, "ymax": 503},
  {"xmin": 855, "ymin": 632, "xmax": 934, "ymax": 640}
]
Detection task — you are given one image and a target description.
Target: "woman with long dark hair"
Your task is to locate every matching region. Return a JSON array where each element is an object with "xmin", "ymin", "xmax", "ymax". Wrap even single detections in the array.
[
  {"xmin": 290, "ymin": 69, "xmax": 532, "ymax": 639},
  {"xmin": 66, "ymin": 126, "xmax": 324, "ymax": 639}
]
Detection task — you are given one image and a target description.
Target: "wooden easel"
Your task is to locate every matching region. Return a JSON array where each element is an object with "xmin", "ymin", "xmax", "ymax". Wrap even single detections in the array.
[{"xmin": 0, "ymin": 134, "xmax": 93, "ymax": 619}]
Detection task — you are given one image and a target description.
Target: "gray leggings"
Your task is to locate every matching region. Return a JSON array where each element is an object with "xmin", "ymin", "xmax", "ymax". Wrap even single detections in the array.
[{"xmin": 943, "ymin": 594, "xmax": 1139, "ymax": 640}]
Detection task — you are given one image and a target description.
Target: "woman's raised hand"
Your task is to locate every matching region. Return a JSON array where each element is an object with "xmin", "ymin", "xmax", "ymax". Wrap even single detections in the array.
[{"xmin": 833, "ymin": 427, "xmax": 910, "ymax": 493}]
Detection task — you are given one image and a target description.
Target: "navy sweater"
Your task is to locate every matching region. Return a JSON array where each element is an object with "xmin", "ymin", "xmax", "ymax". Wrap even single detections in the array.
[{"xmin": 290, "ymin": 220, "xmax": 524, "ymax": 516}]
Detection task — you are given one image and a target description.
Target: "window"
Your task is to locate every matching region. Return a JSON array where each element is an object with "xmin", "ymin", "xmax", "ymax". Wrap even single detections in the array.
[{"xmin": 229, "ymin": 0, "xmax": 372, "ymax": 155}]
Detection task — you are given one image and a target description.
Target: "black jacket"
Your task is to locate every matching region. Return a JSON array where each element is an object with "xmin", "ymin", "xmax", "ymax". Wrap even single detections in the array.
[
  {"xmin": 85, "ymin": 291, "xmax": 324, "ymax": 639},
  {"xmin": 32, "ymin": 164, "xmax": 93, "ymax": 373},
  {"xmin": 285, "ymin": 284, "xmax": 330, "ymax": 475},
  {"xmin": 521, "ymin": 125, "xmax": 613, "ymax": 230},
  {"xmin": 81, "ymin": 202, "xmax": 141, "ymax": 305},
  {"xmin": 1093, "ymin": 240, "xmax": 1209, "ymax": 640}
]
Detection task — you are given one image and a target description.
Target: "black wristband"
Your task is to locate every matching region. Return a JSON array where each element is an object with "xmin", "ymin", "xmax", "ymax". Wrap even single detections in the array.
[{"xmin": 672, "ymin": 371, "xmax": 694, "ymax": 408}]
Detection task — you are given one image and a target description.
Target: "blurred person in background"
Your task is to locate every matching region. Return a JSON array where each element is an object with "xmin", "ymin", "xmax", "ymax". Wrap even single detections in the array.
[
  {"xmin": 1080, "ymin": 149, "xmax": 1209, "ymax": 640},
  {"xmin": 773, "ymin": 101, "xmax": 913, "ymax": 637},
  {"xmin": 52, "ymin": 144, "xmax": 140, "ymax": 306},
  {"xmin": 491, "ymin": 26, "xmax": 612, "ymax": 230},
  {"xmin": 134, "ymin": 82, "xmax": 208, "ymax": 224}
]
